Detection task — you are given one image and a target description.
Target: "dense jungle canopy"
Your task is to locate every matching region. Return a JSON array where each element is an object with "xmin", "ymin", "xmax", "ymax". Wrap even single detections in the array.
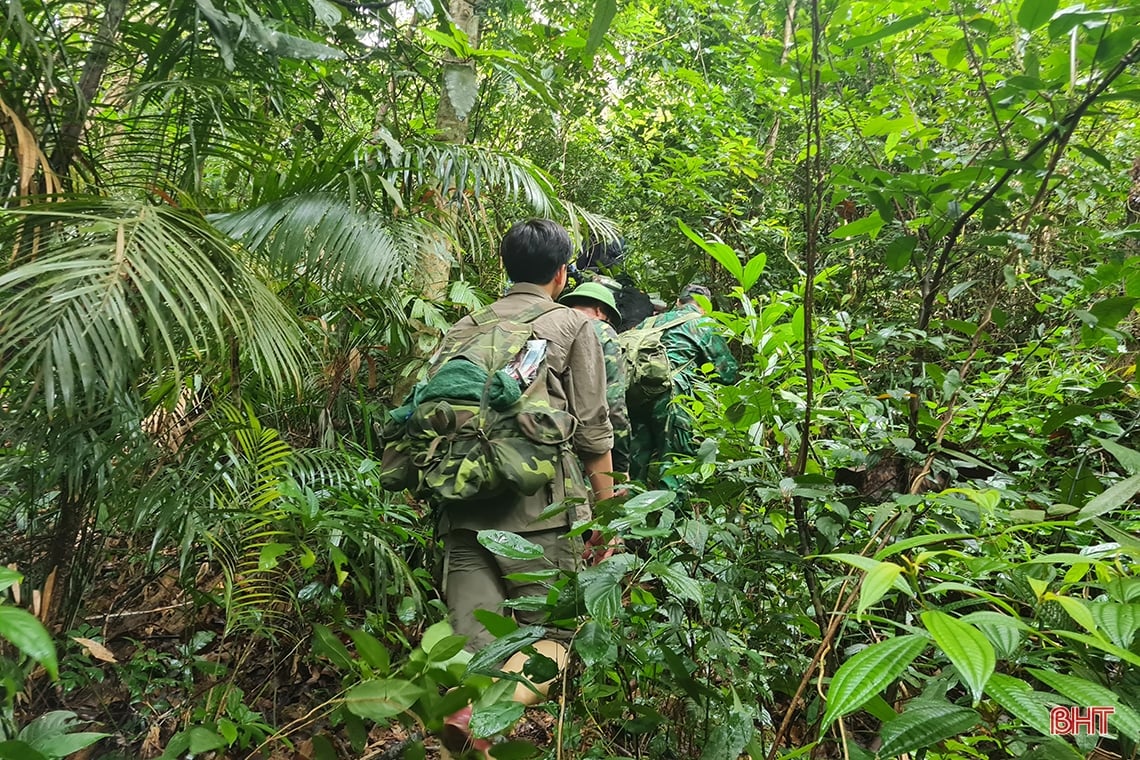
[{"xmin": 4, "ymin": 0, "xmax": 1140, "ymax": 757}]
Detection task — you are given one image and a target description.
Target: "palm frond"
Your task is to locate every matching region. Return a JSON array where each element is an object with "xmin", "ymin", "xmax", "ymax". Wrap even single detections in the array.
[
  {"xmin": 207, "ymin": 403, "xmax": 297, "ymax": 641},
  {"xmin": 359, "ymin": 139, "xmax": 621, "ymax": 243},
  {"xmin": 0, "ymin": 198, "xmax": 306, "ymax": 415},
  {"xmin": 209, "ymin": 193, "xmax": 414, "ymax": 293}
]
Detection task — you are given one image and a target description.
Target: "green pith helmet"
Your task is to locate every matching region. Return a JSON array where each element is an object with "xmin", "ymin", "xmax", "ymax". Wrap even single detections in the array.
[{"xmin": 560, "ymin": 282, "xmax": 622, "ymax": 325}]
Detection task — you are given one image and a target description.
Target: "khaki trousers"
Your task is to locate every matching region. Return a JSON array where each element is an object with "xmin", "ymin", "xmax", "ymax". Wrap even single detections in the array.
[{"xmin": 442, "ymin": 527, "xmax": 582, "ymax": 652}]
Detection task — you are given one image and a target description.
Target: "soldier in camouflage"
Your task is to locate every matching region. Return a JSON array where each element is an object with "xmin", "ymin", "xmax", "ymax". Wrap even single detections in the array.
[
  {"xmin": 433, "ymin": 220, "xmax": 614, "ymax": 756},
  {"xmin": 560, "ymin": 282, "xmax": 630, "ymax": 477},
  {"xmin": 629, "ymin": 284, "xmax": 738, "ymax": 486}
]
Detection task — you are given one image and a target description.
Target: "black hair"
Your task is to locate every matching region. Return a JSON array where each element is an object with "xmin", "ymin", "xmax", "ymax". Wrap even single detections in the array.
[
  {"xmin": 576, "ymin": 236, "xmax": 625, "ymax": 272},
  {"xmin": 500, "ymin": 219, "xmax": 573, "ymax": 284},
  {"xmin": 678, "ymin": 283, "xmax": 712, "ymax": 305}
]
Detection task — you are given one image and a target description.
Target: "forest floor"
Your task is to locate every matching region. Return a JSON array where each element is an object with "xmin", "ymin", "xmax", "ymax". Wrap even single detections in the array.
[{"xmin": 16, "ymin": 537, "xmax": 563, "ymax": 759}]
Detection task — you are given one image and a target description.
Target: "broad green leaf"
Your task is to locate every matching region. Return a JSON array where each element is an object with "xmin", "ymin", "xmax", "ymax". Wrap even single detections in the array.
[
  {"xmin": 878, "ymin": 702, "xmax": 980, "ymax": 757},
  {"xmin": 470, "ymin": 700, "xmax": 525, "ymax": 738},
  {"xmin": 472, "ymin": 609, "xmax": 519, "ymax": 639},
  {"xmin": 885, "ymin": 236, "xmax": 917, "ymax": 272},
  {"xmin": 584, "ymin": 0, "xmax": 618, "ymax": 59},
  {"xmin": 822, "ymin": 554, "xmax": 910, "ymax": 594},
  {"xmin": 0, "ymin": 606, "xmax": 58, "ymax": 679},
  {"xmin": 35, "ymin": 732, "xmax": 111, "ymax": 757},
  {"xmin": 1041, "ymin": 404, "xmax": 1098, "ymax": 435},
  {"xmin": 678, "ymin": 220, "xmax": 743, "ymax": 281},
  {"xmin": 847, "ymin": 13, "xmax": 927, "ymax": 48},
  {"xmin": 821, "ymin": 634, "xmax": 927, "ymax": 728},
  {"xmin": 1017, "ymin": 0, "xmax": 1059, "ymax": 30},
  {"xmin": 487, "ymin": 741, "xmax": 540, "ymax": 759},
  {"xmin": 680, "ymin": 519, "xmax": 709, "ymax": 554},
  {"xmin": 741, "ymin": 253, "xmax": 767, "ymax": 291},
  {"xmin": 922, "ymin": 611, "xmax": 995, "ymax": 704},
  {"xmin": 1074, "ymin": 144, "xmax": 1112, "ymax": 170},
  {"xmin": 344, "ymin": 679, "xmax": 424, "ymax": 721},
  {"xmin": 428, "ymin": 635, "xmax": 468, "ymax": 663},
  {"xmin": 311, "ymin": 623, "xmax": 354, "ymax": 670},
  {"xmin": 1077, "ymin": 473, "xmax": 1140, "ymax": 523},
  {"xmin": 348, "ymin": 629, "xmax": 390, "ymax": 674},
  {"xmin": 574, "ymin": 621, "xmax": 616, "ymax": 666},
  {"xmin": 0, "ymin": 741, "xmax": 48, "ymax": 760},
  {"xmin": 421, "ymin": 620, "xmax": 456, "ymax": 653},
  {"xmin": 1090, "ymin": 296, "xmax": 1139, "ymax": 329},
  {"xmin": 257, "ymin": 542, "xmax": 291, "ymax": 570},
  {"xmin": 646, "ymin": 561, "xmax": 703, "ymax": 603},
  {"xmin": 477, "ymin": 530, "xmax": 546, "ymax": 561},
  {"xmin": 611, "ymin": 490, "xmax": 676, "ymax": 531},
  {"xmin": 187, "ymin": 727, "xmax": 227, "ymax": 754},
  {"xmin": 985, "ymin": 673, "xmax": 1051, "ymax": 735},
  {"xmin": 1089, "ymin": 601, "xmax": 1140, "ymax": 648},
  {"xmin": 1030, "ymin": 668, "xmax": 1140, "ymax": 739},
  {"xmin": 1055, "ymin": 630, "xmax": 1140, "ymax": 668},
  {"xmin": 466, "ymin": 626, "xmax": 546, "ymax": 676},
  {"xmin": 857, "ymin": 562, "xmax": 903, "ymax": 614},
  {"xmin": 1094, "ymin": 437, "xmax": 1140, "ymax": 475},
  {"xmin": 829, "ymin": 213, "xmax": 885, "ymax": 240},
  {"xmin": 961, "ymin": 611, "xmax": 1027, "ymax": 658},
  {"xmin": 0, "ymin": 567, "xmax": 21, "ymax": 594},
  {"xmin": 1044, "ymin": 594, "xmax": 1098, "ymax": 635}
]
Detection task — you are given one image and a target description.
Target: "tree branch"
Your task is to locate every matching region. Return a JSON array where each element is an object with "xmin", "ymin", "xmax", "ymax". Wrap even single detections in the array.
[{"xmin": 49, "ymin": 0, "xmax": 127, "ymax": 179}]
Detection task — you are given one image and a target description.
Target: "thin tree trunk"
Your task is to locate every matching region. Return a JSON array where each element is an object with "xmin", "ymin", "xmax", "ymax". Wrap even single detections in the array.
[
  {"xmin": 417, "ymin": 0, "xmax": 481, "ymax": 302},
  {"xmin": 49, "ymin": 0, "xmax": 128, "ymax": 179},
  {"xmin": 762, "ymin": 0, "xmax": 797, "ymax": 170},
  {"xmin": 1129, "ymin": 156, "xmax": 1140, "ymax": 225}
]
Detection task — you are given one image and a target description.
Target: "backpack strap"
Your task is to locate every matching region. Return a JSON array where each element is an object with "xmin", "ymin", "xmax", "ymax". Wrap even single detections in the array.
[{"xmin": 642, "ymin": 311, "xmax": 702, "ymax": 335}]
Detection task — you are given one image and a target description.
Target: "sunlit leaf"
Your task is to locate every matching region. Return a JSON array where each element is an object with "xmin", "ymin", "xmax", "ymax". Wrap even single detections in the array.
[
  {"xmin": 1017, "ymin": 0, "xmax": 1058, "ymax": 30},
  {"xmin": 922, "ymin": 610, "xmax": 994, "ymax": 704}
]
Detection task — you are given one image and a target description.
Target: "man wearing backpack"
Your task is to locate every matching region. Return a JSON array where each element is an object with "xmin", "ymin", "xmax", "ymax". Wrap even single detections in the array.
[
  {"xmin": 627, "ymin": 284, "xmax": 738, "ymax": 486},
  {"xmin": 560, "ymin": 282, "xmax": 630, "ymax": 479},
  {"xmin": 431, "ymin": 219, "xmax": 614, "ymax": 754}
]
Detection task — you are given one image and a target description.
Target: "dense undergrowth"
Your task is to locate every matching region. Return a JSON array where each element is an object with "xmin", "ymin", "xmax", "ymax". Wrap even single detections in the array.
[{"xmin": 5, "ymin": 260, "xmax": 1140, "ymax": 759}]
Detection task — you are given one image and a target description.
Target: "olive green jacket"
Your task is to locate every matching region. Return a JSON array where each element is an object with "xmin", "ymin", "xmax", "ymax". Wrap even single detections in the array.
[{"xmin": 438, "ymin": 283, "xmax": 613, "ymax": 535}]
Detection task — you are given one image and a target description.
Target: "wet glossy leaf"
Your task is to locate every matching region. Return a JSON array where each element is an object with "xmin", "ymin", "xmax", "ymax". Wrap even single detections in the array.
[
  {"xmin": 878, "ymin": 702, "xmax": 980, "ymax": 757},
  {"xmin": 922, "ymin": 611, "xmax": 994, "ymax": 704},
  {"xmin": 477, "ymin": 530, "xmax": 546, "ymax": 561},
  {"xmin": 821, "ymin": 634, "xmax": 927, "ymax": 728}
]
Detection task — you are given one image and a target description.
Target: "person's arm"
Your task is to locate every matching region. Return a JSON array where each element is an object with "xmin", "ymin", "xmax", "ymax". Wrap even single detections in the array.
[
  {"xmin": 700, "ymin": 326, "xmax": 739, "ymax": 384},
  {"xmin": 565, "ymin": 318, "xmax": 614, "ymax": 464},
  {"xmin": 582, "ymin": 451, "xmax": 614, "ymax": 502},
  {"xmin": 600, "ymin": 324, "xmax": 631, "ymax": 476}
]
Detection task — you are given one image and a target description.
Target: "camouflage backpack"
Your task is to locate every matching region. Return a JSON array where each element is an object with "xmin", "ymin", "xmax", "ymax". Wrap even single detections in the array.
[
  {"xmin": 618, "ymin": 312, "xmax": 701, "ymax": 407},
  {"xmin": 378, "ymin": 302, "xmax": 577, "ymax": 504}
]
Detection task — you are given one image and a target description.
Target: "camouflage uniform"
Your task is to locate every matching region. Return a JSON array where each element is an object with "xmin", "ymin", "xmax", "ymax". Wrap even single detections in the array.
[
  {"xmin": 437, "ymin": 283, "xmax": 613, "ymax": 651},
  {"xmin": 592, "ymin": 319, "xmax": 630, "ymax": 474},
  {"xmin": 628, "ymin": 303, "xmax": 738, "ymax": 484}
]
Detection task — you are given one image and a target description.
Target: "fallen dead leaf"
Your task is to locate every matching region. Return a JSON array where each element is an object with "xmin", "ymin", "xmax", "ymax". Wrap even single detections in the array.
[
  {"xmin": 141, "ymin": 724, "xmax": 163, "ymax": 759},
  {"xmin": 72, "ymin": 636, "xmax": 117, "ymax": 663}
]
